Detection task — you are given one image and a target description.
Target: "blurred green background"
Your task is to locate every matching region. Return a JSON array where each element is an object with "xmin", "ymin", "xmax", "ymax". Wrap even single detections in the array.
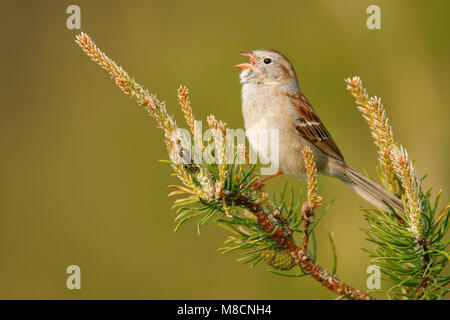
[{"xmin": 0, "ymin": 0, "xmax": 448, "ymax": 299}]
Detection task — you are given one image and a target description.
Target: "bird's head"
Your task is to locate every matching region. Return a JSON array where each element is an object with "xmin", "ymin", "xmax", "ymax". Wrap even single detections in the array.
[{"xmin": 235, "ymin": 49, "xmax": 298, "ymax": 85}]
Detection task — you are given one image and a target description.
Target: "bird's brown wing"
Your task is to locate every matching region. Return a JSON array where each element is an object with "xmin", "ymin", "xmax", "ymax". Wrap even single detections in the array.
[{"xmin": 287, "ymin": 92, "xmax": 345, "ymax": 162}]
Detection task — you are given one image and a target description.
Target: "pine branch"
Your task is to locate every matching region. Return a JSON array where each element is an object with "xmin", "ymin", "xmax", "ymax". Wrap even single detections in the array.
[
  {"xmin": 75, "ymin": 33, "xmax": 448, "ymax": 300},
  {"xmin": 346, "ymin": 77, "xmax": 449, "ymax": 300},
  {"xmin": 233, "ymin": 193, "xmax": 373, "ymax": 299}
]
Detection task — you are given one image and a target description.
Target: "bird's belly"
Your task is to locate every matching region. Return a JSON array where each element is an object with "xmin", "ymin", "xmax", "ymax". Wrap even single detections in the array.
[{"xmin": 243, "ymin": 108, "xmax": 310, "ymax": 181}]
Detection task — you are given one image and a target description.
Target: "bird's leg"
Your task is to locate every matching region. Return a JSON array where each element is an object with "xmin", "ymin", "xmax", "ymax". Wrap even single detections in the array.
[{"xmin": 251, "ymin": 171, "xmax": 283, "ymax": 190}]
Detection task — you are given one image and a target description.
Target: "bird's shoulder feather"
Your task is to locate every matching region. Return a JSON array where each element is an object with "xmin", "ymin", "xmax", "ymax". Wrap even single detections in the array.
[{"xmin": 285, "ymin": 91, "xmax": 345, "ymax": 162}]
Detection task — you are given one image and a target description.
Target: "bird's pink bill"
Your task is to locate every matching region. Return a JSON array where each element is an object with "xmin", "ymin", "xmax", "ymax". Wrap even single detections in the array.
[{"xmin": 235, "ymin": 51, "xmax": 255, "ymax": 69}]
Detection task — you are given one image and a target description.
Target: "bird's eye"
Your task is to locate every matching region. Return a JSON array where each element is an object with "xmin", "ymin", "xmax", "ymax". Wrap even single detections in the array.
[{"xmin": 263, "ymin": 58, "xmax": 272, "ymax": 64}]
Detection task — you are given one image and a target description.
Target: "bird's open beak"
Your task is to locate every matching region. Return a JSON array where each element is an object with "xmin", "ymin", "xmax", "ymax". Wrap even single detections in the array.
[{"xmin": 235, "ymin": 51, "xmax": 255, "ymax": 69}]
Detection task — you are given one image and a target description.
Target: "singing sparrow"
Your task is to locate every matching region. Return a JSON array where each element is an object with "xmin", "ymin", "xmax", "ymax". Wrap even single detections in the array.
[{"xmin": 236, "ymin": 49, "xmax": 404, "ymax": 214}]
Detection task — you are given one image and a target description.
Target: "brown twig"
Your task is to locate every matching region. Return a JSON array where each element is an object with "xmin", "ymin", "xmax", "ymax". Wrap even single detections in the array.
[
  {"xmin": 301, "ymin": 202, "xmax": 314, "ymax": 252},
  {"xmin": 233, "ymin": 194, "xmax": 375, "ymax": 300},
  {"xmin": 414, "ymin": 240, "xmax": 431, "ymax": 299}
]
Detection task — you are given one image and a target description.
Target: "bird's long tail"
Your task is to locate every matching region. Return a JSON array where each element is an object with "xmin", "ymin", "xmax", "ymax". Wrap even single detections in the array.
[{"xmin": 340, "ymin": 166, "xmax": 404, "ymax": 215}]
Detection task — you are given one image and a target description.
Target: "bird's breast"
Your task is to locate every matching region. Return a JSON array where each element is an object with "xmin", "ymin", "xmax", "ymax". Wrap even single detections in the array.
[
  {"xmin": 241, "ymin": 84, "xmax": 297, "ymax": 132},
  {"xmin": 240, "ymin": 84, "xmax": 310, "ymax": 178}
]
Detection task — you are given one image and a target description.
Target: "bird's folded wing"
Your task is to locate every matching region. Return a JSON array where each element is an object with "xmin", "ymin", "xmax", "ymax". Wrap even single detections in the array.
[{"xmin": 287, "ymin": 92, "xmax": 345, "ymax": 162}]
